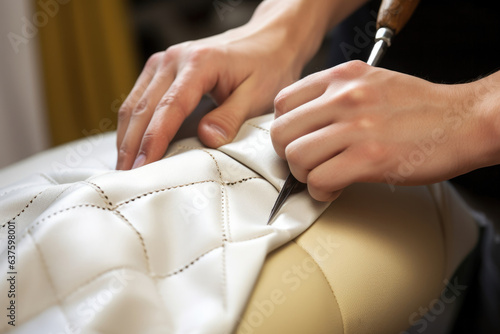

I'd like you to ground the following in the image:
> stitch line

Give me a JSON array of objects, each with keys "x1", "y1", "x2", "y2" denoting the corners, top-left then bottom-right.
[
  {"x1": 224, "y1": 176, "x2": 262, "y2": 186},
  {"x1": 114, "y1": 177, "x2": 263, "y2": 209},
  {"x1": 19, "y1": 204, "x2": 109, "y2": 241},
  {"x1": 1, "y1": 191, "x2": 44, "y2": 229},
  {"x1": 293, "y1": 240, "x2": 345, "y2": 334},
  {"x1": 200, "y1": 149, "x2": 224, "y2": 181},
  {"x1": 114, "y1": 180, "x2": 218, "y2": 209},
  {"x1": 85, "y1": 181, "x2": 113, "y2": 207},
  {"x1": 246, "y1": 123, "x2": 270, "y2": 133},
  {"x1": 114, "y1": 209, "x2": 153, "y2": 274},
  {"x1": 154, "y1": 245, "x2": 221, "y2": 279}
]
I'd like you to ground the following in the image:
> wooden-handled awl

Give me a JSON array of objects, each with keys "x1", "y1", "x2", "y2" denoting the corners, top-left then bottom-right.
[
  {"x1": 267, "y1": 0, "x2": 421, "y2": 225},
  {"x1": 368, "y1": 0, "x2": 421, "y2": 66}
]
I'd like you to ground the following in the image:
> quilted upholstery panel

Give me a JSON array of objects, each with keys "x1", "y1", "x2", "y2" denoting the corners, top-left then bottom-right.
[{"x1": 0, "y1": 115, "x2": 329, "y2": 334}]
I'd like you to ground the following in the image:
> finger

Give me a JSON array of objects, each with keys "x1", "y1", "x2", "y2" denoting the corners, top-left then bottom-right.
[
  {"x1": 116, "y1": 68, "x2": 175, "y2": 170},
  {"x1": 198, "y1": 75, "x2": 271, "y2": 148},
  {"x1": 132, "y1": 66, "x2": 212, "y2": 168},
  {"x1": 286, "y1": 123, "x2": 349, "y2": 182},
  {"x1": 307, "y1": 149, "x2": 366, "y2": 201},
  {"x1": 271, "y1": 95, "x2": 341, "y2": 159},
  {"x1": 116, "y1": 53, "x2": 161, "y2": 151},
  {"x1": 274, "y1": 72, "x2": 328, "y2": 118}
]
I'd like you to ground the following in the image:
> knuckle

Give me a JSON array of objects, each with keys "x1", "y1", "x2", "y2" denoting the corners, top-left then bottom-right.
[
  {"x1": 284, "y1": 143, "x2": 302, "y2": 166},
  {"x1": 352, "y1": 114, "x2": 377, "y2": 130},
  {"x1": 273, "y1": 90, "x2": 290, "y2": 116},
  {"x1": 157, "y1": 94, "x2": 188, "y2": 118},
  {"x1": 270, "y1": 121, "x2": 287, "y2": 151},
  {"x1": 187, "y1": 46, "x2": 214, "y2": 65},
  {"x1": 118, "y1": 144, "x2": 135, "y2": 161},
  {"x1": 307, "y1": 171, "x2": 330, "y2": 195},
  {"x1": 162, "y1": 45, "x2": 182, "y2": 65},
  {"x1": 359, "y1": 140, "x2": 388, "y2": 163},
  {"x1": 140, "y1": 129, "x2": 169, "y2": 156},
  {"x1": 145, "y1": 52, "x2": 162, "y2": 71},
  {"x1": 139, "y1": 132, "x2": 155, "y2": 152},
  {"x1": 344, "y1": 60, "x2": 368, "y2": 74},
  {"x1": 336, "y1": 84, "x2": 373, "y2": 107},
  {"x1": 117, "y1": 103, "x2": 132, "y2": 122},
  {"x1": 132, "y1": 99, "x2": 149, "y2": 116},
  {"x1": 328, "y1": 60, "x2": 367, "y2": 80}
]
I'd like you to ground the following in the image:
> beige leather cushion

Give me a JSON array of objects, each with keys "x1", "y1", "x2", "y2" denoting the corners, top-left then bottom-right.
[{"x1": 238, "y1": 182, "x2": 477, "y2": 334}]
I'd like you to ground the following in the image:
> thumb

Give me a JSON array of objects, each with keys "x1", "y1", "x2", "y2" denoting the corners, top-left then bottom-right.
[{"x1": 198, "y1": 80, "x2": 269, "y2": 148}]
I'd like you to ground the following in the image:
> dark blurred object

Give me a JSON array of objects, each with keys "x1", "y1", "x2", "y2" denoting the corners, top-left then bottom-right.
[{"x1": 129, "y1": 0, "x2": 260, "y2": 67}]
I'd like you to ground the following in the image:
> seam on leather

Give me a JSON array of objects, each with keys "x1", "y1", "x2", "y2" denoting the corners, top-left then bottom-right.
[
  {"x1": 1, "y1": 190, "x2": 44, "y2": 229},
  {"x1": 18, "y1": 204, "x2": 109, "y2": 241},
  {"x1": 221, "y1": 186, "x2": 228, "y2": 243},
  {"x1": 201, "y1": 149, "x2": 224, "y2": 181},
  {"x1": 200, "y1": 148, "x2": 230, "y2": 310},
  {"x1": 226, "y1": 187, "x2": 233, "y2": 242},
  {"x1": 293, "y1": 240, "x2": 345, "y2": 334},
  {"x1": 154, "y1": 230, "x2": 273, "y2": 278},
  {"x1": 246, "y1": 123, "x2": 270, "y2": 134},
  {"x1": 155, "y1": 246, "x2": 221, "y2": 278},
  {"x1": 27, "y1": 230, "x2": 70, "y2": 328},
  {"x1": 113, "y1": 177, "x2": 262, "y2": 209},
  {"x1": 114, "y1": 209, "x2": 153, "y2": 274},
  {"x1": 85, "y1": 181, "x2": 113, "y2": 208},
  {"x1": 166, "y1": 144, "x2": 204, "y2": 158},
  {"x1": 225, "y1": 177, "x2": 262, "y2": 186},
  {"x1": 114, "y1": 180, "x2": 218, "y2": 209}
]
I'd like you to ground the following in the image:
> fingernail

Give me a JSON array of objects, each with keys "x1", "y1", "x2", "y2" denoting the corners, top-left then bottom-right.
[
  {"x1": 132, "y1": 153, "x2": 146, "y2": 169},
  {"x1": 208, "y1": 124, "x2": 228, "y2": 146}
]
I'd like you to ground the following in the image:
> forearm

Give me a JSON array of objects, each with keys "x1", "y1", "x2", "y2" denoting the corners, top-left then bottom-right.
[{"x1": 244, "y1": 0, "x2": 369, "y2": 70}]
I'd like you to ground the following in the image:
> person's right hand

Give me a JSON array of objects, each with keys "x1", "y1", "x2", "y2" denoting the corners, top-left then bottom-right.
[{"x1": 115, "y1": 20, "x2": 305, "y2": 170}]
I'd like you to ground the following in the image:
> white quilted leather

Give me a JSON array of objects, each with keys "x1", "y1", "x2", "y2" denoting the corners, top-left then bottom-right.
[{"x1": 0, "y1": 115, "x2": 329, "y2": 334}]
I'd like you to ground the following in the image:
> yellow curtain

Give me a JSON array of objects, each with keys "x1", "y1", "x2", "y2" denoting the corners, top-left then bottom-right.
[{"x1": 36, "y1": 0, "x2": 139, "y2": 146}]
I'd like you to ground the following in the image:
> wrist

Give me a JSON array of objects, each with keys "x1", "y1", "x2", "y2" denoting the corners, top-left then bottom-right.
[
  {"x1": 246, "y1": 0, "x2": 368, "y2": 70},
  {"x1": 465, "y1": 71, "x2": 500, "y2": 168}
]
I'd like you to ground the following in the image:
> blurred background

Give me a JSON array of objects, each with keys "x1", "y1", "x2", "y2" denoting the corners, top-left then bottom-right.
[{"x1": 0, "y1": 0, "x2": 332, "y2": 168}]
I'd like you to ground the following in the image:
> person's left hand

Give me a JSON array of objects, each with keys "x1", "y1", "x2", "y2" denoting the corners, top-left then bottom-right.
[{"x1": 271, "y1": 60, "x2": 491, "y2": 201}]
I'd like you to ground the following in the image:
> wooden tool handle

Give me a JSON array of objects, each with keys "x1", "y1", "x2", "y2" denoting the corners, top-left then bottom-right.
[{"x1": 376, "y1": 0, "x2": 421, "y2": 35}]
